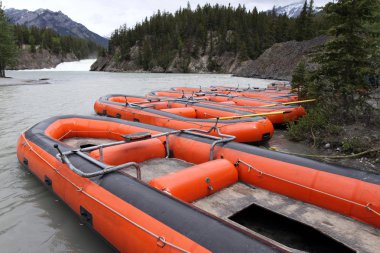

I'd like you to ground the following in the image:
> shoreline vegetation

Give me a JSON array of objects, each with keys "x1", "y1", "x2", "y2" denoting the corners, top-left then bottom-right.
[
  {"x1": 92, "y1": 1, "x2": 324, "y2": 74},
  {"x1": 1, "y1": 1, "x2": 379, "y2": 171},
  {"x1": 287, "y1": 0, "x2": 380, "y2": 171}
]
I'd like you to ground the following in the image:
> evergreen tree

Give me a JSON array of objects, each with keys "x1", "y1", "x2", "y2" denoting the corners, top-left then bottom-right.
[
  {"x1": 306, "y1": 0, "x2": 315, "y2": 39},
  {"x1": 307, "y1": 0, "x2": 314, "y2": 17},
  {"x1": 296, "y1": 1, "x2": 308, "y2": 41},
  {"x1": 141, "y1": 40, "x2": 152, "y2": 70},
  {"x1": 0, "y1": 2, "x2": 17, "y2": 77},
  {"x1": 11, "y1": 24, "x2": 101, "y2": 60},
  {"x1": 291, "y1": 60, "x2": 307, "y2": 98},
  {"x1": 107, "y1": 3, "x2": 323, "y2": 72},
  {"x1": 303, "y1": 0, "x2": 380, "y2": 123}
]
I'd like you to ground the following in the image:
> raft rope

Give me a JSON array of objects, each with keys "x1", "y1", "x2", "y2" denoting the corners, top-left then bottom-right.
[
  {"x1": 269, "y1": 148, "x2": 380, "y2": 159},
  {"x1": 235, "y1": 159, "x2": 380, "y2": 217},
  {"x1": 45, "y1": 130, "x2": 380, "y2": 218},
  {"x1": 22, "y1": 136, "x2": 190, "y2": 253},
  {"x1": 25, "y1": 129, "x2": 380, "y2": 237}
]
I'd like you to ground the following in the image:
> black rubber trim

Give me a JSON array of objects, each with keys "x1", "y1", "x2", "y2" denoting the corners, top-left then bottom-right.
[
  {"x1": 23, "y1": 115, "x2": 281, "y2": 252},
  {"x1": 25, "y1": 115, "x2": 380, "y2": 185},
  {"x1": 80, "y1": 206, "x2": 93, "y2": 226},
  {"x1": 22, "y1": 114, "x2": 380, "y2": 251},
  {"x1": 44, "y1": 176, "x2": 52, "y2": 187}
]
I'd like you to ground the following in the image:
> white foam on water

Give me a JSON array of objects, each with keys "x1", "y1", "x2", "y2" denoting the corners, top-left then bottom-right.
[
  {"x1": 21, "y1": 59, "x2": 97, "y2": 71},
  {"x1": 53, "y1": 59, "x2": 97, "y2": 71}
]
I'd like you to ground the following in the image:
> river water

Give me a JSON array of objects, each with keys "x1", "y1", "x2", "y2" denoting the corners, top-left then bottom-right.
[{"x1": 0, "y1": 70, "x2": 279, "y2": 252}]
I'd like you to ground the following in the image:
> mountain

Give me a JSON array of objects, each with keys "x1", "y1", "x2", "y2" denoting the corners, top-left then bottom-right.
[
  {"x1": 4, "y1": 8, "x2": 108, "y2": 47},
  {"x1": 273, "y1": 1, "x2": 326, "y2": 18},
  {"x1": 274, "y1": 1, "x2": 305, "y2": 18}
]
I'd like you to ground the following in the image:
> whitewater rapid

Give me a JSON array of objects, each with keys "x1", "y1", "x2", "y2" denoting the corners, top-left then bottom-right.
[{"x1": 22, "y1": 59, "x2": 97, "y2": 71}]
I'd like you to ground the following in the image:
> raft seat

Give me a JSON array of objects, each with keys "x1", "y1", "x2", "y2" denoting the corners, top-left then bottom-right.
[
  {"x1": 90, "y1": 138, "x2": 166, "y2": 166},
  {"x1": 149, "y1": 159, "x2": 238, "y2": 202},
  {"x1": 161, "y1": 107, "x2": 197, "y2": 118}
]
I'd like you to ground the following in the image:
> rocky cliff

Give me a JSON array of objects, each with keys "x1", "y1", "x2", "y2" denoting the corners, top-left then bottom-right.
[
  {"x1": 91, "y1": 42, "x2": 242, "y2": 74},
  {"x1": 10, "y1": 46, "x2": 77, "y2": 70},
  {"x1": 91, "y1": 53, "x2": 241, "y2": 74},
  {"x1": 92, "y1": 36, "x2": 329, "y2": 78},
  {"x1": 233, "y1": 36, "x2": 330, "y2": 81}
]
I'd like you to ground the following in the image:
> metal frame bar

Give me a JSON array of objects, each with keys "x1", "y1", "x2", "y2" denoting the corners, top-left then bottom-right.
[
  {"x1": 57, "y1": 124, "x2": 235, "y2": 180},
  {"x1": 58, "y1": 151, "x2": 141, "y2": 179}
]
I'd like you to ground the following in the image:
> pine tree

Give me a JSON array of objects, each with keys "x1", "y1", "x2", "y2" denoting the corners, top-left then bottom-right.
[
  {"x1": 306, "y1": 0, "x2": 380, "y2": 123},
  {"x1": 105, "y1": 3, "x2": 322, "y2": 72},
  {"x1": 291, "y1": 60, "x2": 307, "y2": 98},
  {"x1": 306, "y1": 0, "x2": 314, "y2": 39},
  {"x1": 296, "y1": 1, "x2": 308, "y2": 41},
  {"x1": 307, "y1": 0, "x2": 314, "y2": 17},
  {"x1": 0, "y1": 2, "x2": 17, "y2": 77},
  {"x1": 29, "y1": 34, "x2": 36, "y2": 53},
  {"x1": 142, "y1": 40, "x2": 152, "y2": 70}
]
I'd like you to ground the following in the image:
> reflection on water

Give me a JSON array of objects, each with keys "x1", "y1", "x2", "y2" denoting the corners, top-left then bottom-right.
[{"x1": 0, "y1": 71, "x2": 276, "y2": 252}]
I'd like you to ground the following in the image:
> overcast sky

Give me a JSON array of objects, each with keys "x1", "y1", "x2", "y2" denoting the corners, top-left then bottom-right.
[{"x1": 2, "y1": 0, "x2": 330, "y2": 37}]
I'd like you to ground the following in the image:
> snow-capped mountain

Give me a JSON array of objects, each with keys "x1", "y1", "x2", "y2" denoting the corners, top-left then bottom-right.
[
  {"x1": 273, "y1": 1, "x2": 328, "y2": 18},
  {"x1": 5, "y1": 8, "x2": 108, "y2": 47},
  {"x1": 274, "y1": 1, "x2": 305, "y2": 18}
]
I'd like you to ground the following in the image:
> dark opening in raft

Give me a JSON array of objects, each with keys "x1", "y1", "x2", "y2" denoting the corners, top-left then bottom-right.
[{"x1": 230, "y1": 204, "x2": 354, "y2": 253}]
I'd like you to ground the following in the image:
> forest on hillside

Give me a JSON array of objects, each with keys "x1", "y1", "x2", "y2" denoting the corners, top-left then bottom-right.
[
  {"x1": 13, "y1": 25, "x2": 101, "y2": 60},
  {"x1": 107, "y1": 1, "x2": 328, "y2": 71}
]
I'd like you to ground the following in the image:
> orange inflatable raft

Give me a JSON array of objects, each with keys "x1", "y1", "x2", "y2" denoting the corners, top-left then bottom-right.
[
  {"x1": 17, "y1": 115, "x2": 380, "y2": 252},
  {"x1": 150, "y1": 89, "x2": 296, "y2": 103},
  {"x1": 147, "y1": 91, "x2": 306, "y2": 124},
  {"x1": 94, "y1": 94, "x2": 275, "y2": 143},
  {"x1": 172, "y1": 86, "x2": 298, "y2": 102}
]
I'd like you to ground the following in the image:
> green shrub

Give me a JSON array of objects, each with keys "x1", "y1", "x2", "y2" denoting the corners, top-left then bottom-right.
[
  {"x1": 341, "y1": 137, "x2": 370, "y2": 153},
  {"x1": 286, "y1": 107, "x2": 341, "y2": 146}
]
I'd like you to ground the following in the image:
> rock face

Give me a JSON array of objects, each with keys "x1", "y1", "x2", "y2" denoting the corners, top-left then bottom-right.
[
  {"x1": 233, "y1": 36, "x2": 330, "y2": 81},
  {"x1": 91, "y1": 35, "x2": 329, "y2": 78},
  {"x1": 91, "y1": 52, "x2": 241, "y2": 73},
  {"x1": 91, "y1": 43, "x2": 242, "y2": 74},
  {"x1": 5, "y1": 8, "x2": 108, "y2": 47},
  {"x1": 91, "y1": 31, "x2": 244, "y2": 73},
  {"x1": 10, "y1": 47, "x2": 77, "y2": 70}
]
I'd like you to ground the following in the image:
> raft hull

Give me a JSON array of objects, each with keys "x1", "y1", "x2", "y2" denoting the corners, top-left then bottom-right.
[
  {"x1": 17, "y1": 115, "x2": 380, "y2": 252},
  {"x1": 94, "y1": 94, "x2": 275, "y2": 143}
]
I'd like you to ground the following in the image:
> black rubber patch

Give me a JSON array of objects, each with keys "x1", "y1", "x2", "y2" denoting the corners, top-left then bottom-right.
[
  {"x1": 262, "y1": 133, "x2": 271, "y2": 141},
  {"x1": 44, "y1": 176, "x2": 52, "y2": 187},
  {"x1": 80, "y1": 206, "x2": 93, "y2": 226}
]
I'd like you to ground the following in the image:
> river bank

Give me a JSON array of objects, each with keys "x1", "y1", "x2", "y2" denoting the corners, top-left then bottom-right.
[
  {"x1": 269, "y1": 128, "x2": 380, "y2": 174},
  {"x1": 0, "y1": 76, "x2": 50, "y2": 86}
]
